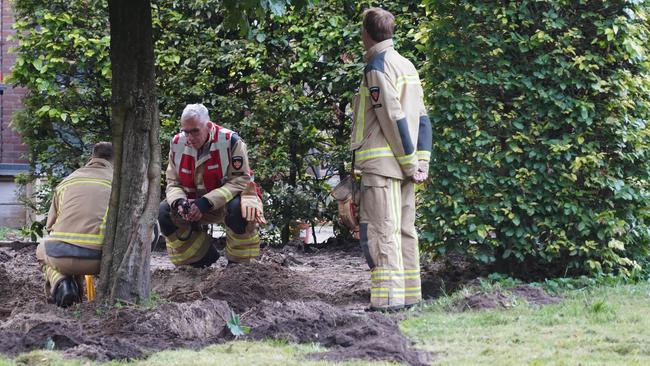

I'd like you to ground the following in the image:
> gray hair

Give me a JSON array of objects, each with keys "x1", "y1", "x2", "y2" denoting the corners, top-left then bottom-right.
[{"x1": 181, "y1": 103, "x2": 210, "y2": 125}]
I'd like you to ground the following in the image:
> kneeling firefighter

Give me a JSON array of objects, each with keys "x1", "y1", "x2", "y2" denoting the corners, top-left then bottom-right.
[{"x1": 36, "y1": 142, "x2": 113, "y2": 307}]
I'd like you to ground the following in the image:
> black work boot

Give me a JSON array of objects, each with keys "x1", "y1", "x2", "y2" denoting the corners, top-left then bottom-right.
[
  {"x1": 365, "y1": 305, "x2": 405, "y2": 313},
  {"x1": 53, "y1": 278, "x2": 80, "y2": 308}
]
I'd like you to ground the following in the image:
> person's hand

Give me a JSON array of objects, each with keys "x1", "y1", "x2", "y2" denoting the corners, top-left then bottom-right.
[
  {"x1": 186, "y1": 202, "x2": 203, "y2": 222},
  {"x1": 241, "y1": 182, "x2": 267, "y2": 225},
  {"x1": 173, "y1": 198, "x2": 190, "y2": 217},
  {"x1": 352, "y1": 225, "x2": 360, "y2": 240},
  {"x1": 412, "y1": 170, "x2": 427, "y2": 183}
]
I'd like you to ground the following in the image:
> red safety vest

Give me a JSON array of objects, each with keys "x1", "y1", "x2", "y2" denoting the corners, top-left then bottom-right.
[{"x1": 170, "y1": 122, "x2": 234, "y2": 199}]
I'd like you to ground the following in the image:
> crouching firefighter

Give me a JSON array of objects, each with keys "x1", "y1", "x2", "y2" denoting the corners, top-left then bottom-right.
[
  {"x1": 159, "y1": 103, "x2": 266, "y2": 267},
  {"x1": 36, "y1": 142, "x2": 114, "y2": 307}
]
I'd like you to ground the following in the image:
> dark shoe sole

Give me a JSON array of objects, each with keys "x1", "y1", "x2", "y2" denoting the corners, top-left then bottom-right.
[
  {"x1": 365, "y1": 305, "x2": 405, "y2": 313},
  {"x1": 58, "y1": 292, "x2": 78, "y2": 308},
  {"x1": 404, "y1": 302, "x2": 422, "y2": 309}
]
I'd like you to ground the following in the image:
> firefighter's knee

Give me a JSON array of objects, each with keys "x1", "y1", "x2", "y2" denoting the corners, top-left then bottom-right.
[
  {"x1": 158, "y1": 201, "x2": 177, "y2": 236},
  {"x1": 225, "y1": 195, "x2": 246, "y2": 234}
]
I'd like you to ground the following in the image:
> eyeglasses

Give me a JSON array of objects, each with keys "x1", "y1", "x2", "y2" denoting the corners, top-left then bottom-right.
[{"x1": 180, "y1": 128, "x2": 201, "y2": 137}]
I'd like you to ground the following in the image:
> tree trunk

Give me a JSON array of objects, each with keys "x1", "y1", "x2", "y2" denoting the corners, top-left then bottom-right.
[{"x1": 98, "y1": 0, "x2": 160, "y2": 303}]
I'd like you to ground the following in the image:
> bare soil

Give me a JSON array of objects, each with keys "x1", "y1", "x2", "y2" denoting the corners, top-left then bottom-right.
[
  {"x1": 453, "y1": 284, "x2": 563, "y2": 311},
  {"x1": 0, "y1": 239, "x2": 559, "y2": 365}
]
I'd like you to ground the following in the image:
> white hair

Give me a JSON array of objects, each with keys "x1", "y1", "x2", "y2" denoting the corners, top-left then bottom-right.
[{"x1": 181, "y1": 103, "x2": 210, "y2": 125}]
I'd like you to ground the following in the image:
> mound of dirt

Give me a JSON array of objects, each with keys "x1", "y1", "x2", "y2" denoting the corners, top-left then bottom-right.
[
  {"x1": 454, "y1": 284, "x2": 562, "y2": 311},
  {"x1": 202, "y1": 262, "x2": 319, "y2": 313},
  {"x1": 152, "y1": 248, "x2": 371, "y2": 313},
  {"x1": 145, "y1": 298, "x2": 232, "y2": 339},
  {"x1": 511, "y1": 284, "x2": 562, "y2": 305},
  {"x1": 420, "y1": 253, "x2": 489, "y2": 299},
  {"x1": 152, "y1": 261, "x2": 321, "y2": 313},
  {"x1": 151, "y1": 266, "x2": 215, "y2": 302},
  {"x1": 0, "y1": 246, "x2": 44, "y2": 322},
  {"x1": 0, "y1": 313, "x2": 85, "y2": 355},
  {"x1": 0, "y1": 298, "x2": 233, "y2": 361},
  {"x1": 455, "y1": 291, "x2": 513, "y2": 311},
  {"x1": 244, "y1": 300, "x2": 432, "y2": 366}
]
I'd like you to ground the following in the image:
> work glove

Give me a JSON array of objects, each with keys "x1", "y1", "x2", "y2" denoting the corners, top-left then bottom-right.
[
  {"x1": 412, "y1": 160, "x2": 429, "y2": 184},
  {"x1": 419, "y1": 160, "x2": 430, "y2": 177},
  {"x1": 241, "y1": 182, "x2": 267, "y2": 225}
]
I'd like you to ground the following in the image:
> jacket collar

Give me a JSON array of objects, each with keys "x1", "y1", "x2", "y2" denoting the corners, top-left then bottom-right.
[
  {"x1": 86, "y1": 158, "x2": 113, "y2": 170},
  {"x1": 364, "y1": 39, "x2": 394, "y2": 63}
]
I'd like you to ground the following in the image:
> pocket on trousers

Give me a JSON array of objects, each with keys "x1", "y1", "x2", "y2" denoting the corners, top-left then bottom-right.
[
  {"x1": 359, "y1": 222, "x2": 388, "y2": 269},
  {"x1": 362, "y1": 174, "x2": 388, "y2": 188},
  {"x1": 359, "y1": 174, "x2": 390, "y2": 269},
  {"x1": 359, "y1": 174, "x2": 388, "y2": 224}
]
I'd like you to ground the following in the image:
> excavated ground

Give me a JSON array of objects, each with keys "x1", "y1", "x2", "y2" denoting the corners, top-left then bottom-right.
[{"x1": 0, "y1": 238, "x2": 560, "y2": 365}]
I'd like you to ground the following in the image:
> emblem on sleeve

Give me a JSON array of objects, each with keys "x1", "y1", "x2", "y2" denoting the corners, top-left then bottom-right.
[
  {"x1": 232, "y1": 156, "x2": 243, "y2": 170},
  {"x1": 369, "y1": 87, "x2": 380, "y2": 102}
]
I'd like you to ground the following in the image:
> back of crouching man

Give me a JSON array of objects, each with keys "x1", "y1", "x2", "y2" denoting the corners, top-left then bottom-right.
[{"x1": 36, "y1": 142, "x2": 114, "y2": 307}]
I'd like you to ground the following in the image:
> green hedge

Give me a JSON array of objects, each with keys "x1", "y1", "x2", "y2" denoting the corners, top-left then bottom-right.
[{"x1": 419, "y1": 0, "x2": 650, "y2": 277}]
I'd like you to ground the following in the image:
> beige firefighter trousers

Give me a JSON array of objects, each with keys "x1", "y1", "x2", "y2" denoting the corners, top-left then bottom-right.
[
  {"x1": 359, "y1": 173, "x2": 421, "y2": 309},
  {"x1": 36, "y1": 242, "x2": 99, "y2": 296}
]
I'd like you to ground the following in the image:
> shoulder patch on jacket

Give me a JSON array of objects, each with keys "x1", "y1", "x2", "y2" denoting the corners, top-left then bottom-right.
[
  {"x1": 364, "y1": 51, "x2": 387, "y2": 74},
  {"x1": 369, "y1": 87, "x2": 380, "y2": 102},
  {"x1": 232, "y1": 156, "x2": 243, "y2": 170}
]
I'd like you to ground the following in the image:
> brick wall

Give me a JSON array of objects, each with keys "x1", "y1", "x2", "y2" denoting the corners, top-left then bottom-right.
[
  {"x1": 1, "y1": 0, "x2": 27, "y2": 165},
  {"x1": 0, "y1": 0, "x2": 29, "y2": 228}
]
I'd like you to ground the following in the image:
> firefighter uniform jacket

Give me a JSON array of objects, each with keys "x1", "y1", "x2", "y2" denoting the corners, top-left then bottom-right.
[
  {"x1": 46, "y1": 158, "x2": 113, "y2": 251},
  {"x1": 166, "y1": 122, "x2": 252, "y2": 211},
  {"x1": 351, "y1": 39, "x2": 432, "y2": 179}
]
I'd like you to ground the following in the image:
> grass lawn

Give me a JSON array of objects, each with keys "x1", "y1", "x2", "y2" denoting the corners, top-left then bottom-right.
[
  {"x1": 401, "y1": 282, "x2": 650, "y2": 365},
  {"x1": 2, "y1": 283, "x2": 649, "y2": 365},
  {"x1": 0, "y1": 341, "x2": 394, "y2": 366}
]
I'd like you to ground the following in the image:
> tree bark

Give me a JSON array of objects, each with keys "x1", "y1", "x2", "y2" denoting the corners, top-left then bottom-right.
[{"x1": 98, "y1": 0, "x2": 160, "y2": 303}]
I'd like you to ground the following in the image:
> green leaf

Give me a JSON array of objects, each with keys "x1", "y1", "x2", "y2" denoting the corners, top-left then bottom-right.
[
  {"x1": 227, "y1": 311, "x2": 251, "y2": 337},
  {"x1": 36, "y1": 105, "x2": 51, "y2": 115},
  {"x1": 32, "y1": 58, "x2": 43, "y2": 72}
]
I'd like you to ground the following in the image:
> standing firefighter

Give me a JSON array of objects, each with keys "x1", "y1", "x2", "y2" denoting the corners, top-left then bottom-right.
[
  {"x1": 36, "y1": 142, "x2": 114, "y2": 307},
  {"x1": 159, "y1": 103, "x2": 265, "y2": 267},
  {"x1": 351, "y1": 8, "x2": 432, "y2": 311}
]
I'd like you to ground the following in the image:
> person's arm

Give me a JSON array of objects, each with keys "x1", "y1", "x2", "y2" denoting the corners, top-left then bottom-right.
[
  {"x1": 196, "y1": 136, "x2": 252, "y2": 213},
  {"x1": 365, "y1": 69, "x2": 418, "y2": 176},
  {"x1": 416, "y1": 107, "x2": 433, "y2": 179},
  {"x1": 45, "y1": 189, "x2": 59, "y2": 231},
  {"x1": 165, "y1": 140, "x2": 187, "y2": 208}
]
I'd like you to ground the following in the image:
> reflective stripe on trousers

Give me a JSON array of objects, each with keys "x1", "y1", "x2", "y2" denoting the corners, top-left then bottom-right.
[
  {"x1": 225, "y1": 228, "x2": 260, "y2": 263},
  {"x1": 166, "y1": 227, "x2": 211, "y2": 266}
]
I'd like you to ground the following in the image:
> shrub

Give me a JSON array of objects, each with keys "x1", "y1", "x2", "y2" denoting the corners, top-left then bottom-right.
[{"x1": 419, "y1": 0, "x2": 650, "y2": 277}]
